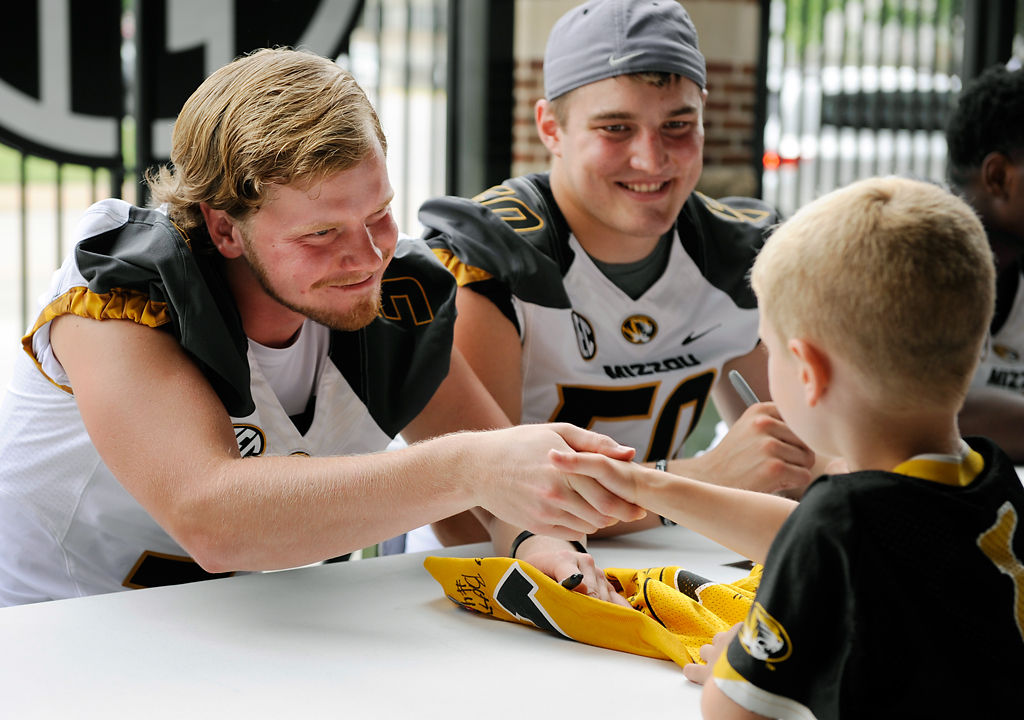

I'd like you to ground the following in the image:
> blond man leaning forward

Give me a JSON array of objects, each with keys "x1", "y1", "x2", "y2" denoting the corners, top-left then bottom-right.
[{"x1": 0, "y1": 48, "x2": 644, "y2": 606}]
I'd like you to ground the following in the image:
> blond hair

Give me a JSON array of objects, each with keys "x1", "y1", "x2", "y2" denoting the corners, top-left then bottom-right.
[
  {"x1": 147, "y1": 47, "x2": 386, "y2": 233},
  {"x1": 751, "y1": 176, "x2": 994, "y2": 406}
]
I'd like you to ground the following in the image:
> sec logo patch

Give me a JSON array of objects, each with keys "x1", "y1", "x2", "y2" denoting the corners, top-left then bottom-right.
[
  {"x1": 572, "y1": 311, "x2": 597, "y2": 360},
  {"x1": 234, "y1": 424, "x2": 266, "y2": 458}
]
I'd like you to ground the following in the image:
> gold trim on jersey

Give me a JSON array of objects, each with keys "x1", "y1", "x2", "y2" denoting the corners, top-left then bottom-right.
[
  {"x1": 891, "y1": 444, "x2": 984, "y2": 487},
  {"x1": 21, "y1": 286, "x2": 172, "y2": 393},
  {"x1": 123, "y1": 550, "x2": 234, "y2": 589},
  {"x1": 472, "y1": 183, "x2": 546, "y2": 233},
  {"x1": 977, "y1": 501, "x2": 1024, "y2": 642},
  {"x1": 694, "y1": 192, "x2": 773, "y2": 224},
  {"x1": 379, "y1": 275, "x2": 436, "y2": 325},
  {"x1": 471, "y1": 183, "x2": 516, "y2": 202},
  {"x1": 169, "y1": 218, "x2": 193, "y2": 251},
  {"x1": 430, "y1": 247, "x2": 493, "y2": 287}
]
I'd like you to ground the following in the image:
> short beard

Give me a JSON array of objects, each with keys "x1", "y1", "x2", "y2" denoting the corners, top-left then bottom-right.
[{"x1": 241, "y1": 236, "x2": 385, "y2": 332}]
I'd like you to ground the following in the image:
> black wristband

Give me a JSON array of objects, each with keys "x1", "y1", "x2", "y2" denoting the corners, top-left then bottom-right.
[
  {"x1": 509, "y1": 530, "x2": 588, "y2": 558},
  {"x1": 654, "y1": 460, "x2": 677, "y2": 526},
  {"x1": 509, "y1": 530, "x2": 534, "y2": 558}
]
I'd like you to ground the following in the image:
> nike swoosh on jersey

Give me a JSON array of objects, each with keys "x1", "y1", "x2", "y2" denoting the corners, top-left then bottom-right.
[
  {"x1": 608, "y1": 51, "x2": 645, "y2": 66},
  {"x1": 681, "y1": 324, "x2": 721, "y2": 345}
]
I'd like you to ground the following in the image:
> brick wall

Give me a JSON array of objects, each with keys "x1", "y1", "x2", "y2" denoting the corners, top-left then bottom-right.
[
  {"x1": 701, "y1": 58, "x2": 759, "y2": 197},
  {"x1": 512, "y1": 59, "x2": 547, "y2": 174}
]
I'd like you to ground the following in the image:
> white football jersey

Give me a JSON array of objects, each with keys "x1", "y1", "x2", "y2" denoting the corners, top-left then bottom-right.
[
  {"x1": 972, "y1": 268, "x2": 1024, "y2": 396},
  {"x1": 0, "y1": 199, "x2": 456, "y2": 605},
  {"x1": 422, "y1": 173, "x2": 774, "y2": 462},
  {"x1": 515, "y1": 231, "x2": 759, "y2": 461}
]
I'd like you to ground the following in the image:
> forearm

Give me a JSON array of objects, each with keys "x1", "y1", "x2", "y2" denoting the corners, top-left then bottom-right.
[
  {"x1": 167, "y1": 433, "x2": 479, "y2": 573},
  {"x1": 173, "y1": 422, "x2": 641, "y2": 572},
  {"x1": 477, "y1": 512, "x2": 584, "y2": 563},
  {"x1": 632, "y1": 465, "x2": 796, "y2": 564},
  {"x1": 591, "y1": 454, "x2": 761, "y2": 539},
  {"x1": 485, "y1": 515, "x2": 525, "y2": 559},
  {"x1": 431, "y1": 511, "x2": 490, "y2": 546}
]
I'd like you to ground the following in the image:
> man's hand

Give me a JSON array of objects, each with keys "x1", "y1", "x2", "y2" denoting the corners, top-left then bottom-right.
[
  {"x1": 513, "y1": 533, "x2": 631, "y2": 608},
  {"x1": 682, "y1": 623, "x2": 741, "y2": 685},
  {"x1": 467, "y1": 423, "x2": 644, "y2": 540},
  {"x1": 691, "y1": 403, "x2": 815, "y2": 494}
]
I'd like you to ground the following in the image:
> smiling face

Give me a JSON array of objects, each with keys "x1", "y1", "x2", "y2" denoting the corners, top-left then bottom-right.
[
  {"x1": 233, "y1": 141, "x2": 398, "y2": 333},
  {"x1": 540, "y1": 74, "x2": 705, "y2": 261}
]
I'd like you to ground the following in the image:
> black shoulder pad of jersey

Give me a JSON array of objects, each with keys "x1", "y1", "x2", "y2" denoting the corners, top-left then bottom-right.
[
  {"x1": 678, "y1": 193, "x2": 780, "y2": 310},
  {"x1": 75, "y1": 204, "x2": 254, "y2": 416},
  {"x1": 327, "y1": 237, "x2": 457, "y2": 437},
  {"x1": 419, "y1": 173, "x2": 572, "y2": 309}
]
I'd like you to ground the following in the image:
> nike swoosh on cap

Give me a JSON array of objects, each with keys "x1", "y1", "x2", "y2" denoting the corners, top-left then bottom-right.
[{"x1": 608, "y1": 51, "x2": 645, "y2": 67}]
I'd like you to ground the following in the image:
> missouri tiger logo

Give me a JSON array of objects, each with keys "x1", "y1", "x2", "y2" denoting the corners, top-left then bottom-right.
[
  {"x1": 234, "y1": 424, "x2": 266, "y2": 458},
  {"x1": 621, "y1": 314, "x2": 658, "y2": 344},
  {"x1": 738, "y1": 602, "x2": 792, "y2": 666},
  {"x1": 993, "y1": 344, "x2": 1021, "y2": 362},
  {"x1": 572, "y1": 311, "x2": 597, "y2": 360}
]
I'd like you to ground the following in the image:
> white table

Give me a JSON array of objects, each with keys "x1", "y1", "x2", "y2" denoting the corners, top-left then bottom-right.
[{"x1": 0, "y1": 526, "x2": 747, "y2": 719}]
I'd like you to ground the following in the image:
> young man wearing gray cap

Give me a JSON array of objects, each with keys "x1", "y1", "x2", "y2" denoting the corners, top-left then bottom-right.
[{"x1": 421, "y1": 0, "x2": 820, "y2": 549}]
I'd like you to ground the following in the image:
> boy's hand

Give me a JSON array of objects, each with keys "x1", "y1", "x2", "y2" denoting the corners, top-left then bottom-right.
[
  {"x1": 694, "y1": 403, "x2": 815, "y2": 494},
  {"x1": 682, "y1": 623, "x2": 741, "y2": 685},
  {"x1": 547, "y1": 448, "x2": 644, "y2": 506}
]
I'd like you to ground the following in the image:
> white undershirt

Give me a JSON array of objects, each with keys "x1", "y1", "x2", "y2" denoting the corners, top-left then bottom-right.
[{"x1": 247, "y1": 320, "x2": 328, "y2": 416}]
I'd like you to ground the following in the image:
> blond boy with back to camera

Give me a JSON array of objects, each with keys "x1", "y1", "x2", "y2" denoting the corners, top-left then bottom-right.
[{"x1": 553, "y1": 176, "x2": 1024, "y2": 718}]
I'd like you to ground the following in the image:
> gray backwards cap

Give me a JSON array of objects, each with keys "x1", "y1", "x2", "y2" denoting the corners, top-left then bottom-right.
[{"x1": 544, "y1": 0, "x2": 706, "y2": 100}]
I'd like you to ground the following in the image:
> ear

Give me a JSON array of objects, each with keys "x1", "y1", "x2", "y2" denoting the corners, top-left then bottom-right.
[
  {"x1": 979, "y1": 151, "x2": 1013, "y2": 201},
  {"x1": 535, "y1": 98, "x2": 563, "y2": 158},
  {"x1": 788, "y1": 338, "x2": 831, "y2": 407},
  {"x1": 199, "y1": 203, "x2": 245, "y2": 259}
]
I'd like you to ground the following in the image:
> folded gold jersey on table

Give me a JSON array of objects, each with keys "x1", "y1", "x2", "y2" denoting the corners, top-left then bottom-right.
[{"x1": 424, "y1": 556, "x2": 761, "y2": 668}]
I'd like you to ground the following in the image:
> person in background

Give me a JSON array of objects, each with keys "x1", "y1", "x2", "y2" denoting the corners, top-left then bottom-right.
[
  {"x1": 553, "y1": 176, "x2": 1024, "y2": 718},
  {"x1": 420, "y1": 0, "x2": 820, "y2": 549},
  {"x1": 947, "y1": 63, "x2": 1024, "y2": 462},
  {"x1": 0, "y1": 47, "x2": 646, "y2": 607}
]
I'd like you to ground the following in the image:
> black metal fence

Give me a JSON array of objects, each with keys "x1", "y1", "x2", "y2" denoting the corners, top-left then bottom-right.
[
  {"x1": 0, "y1": 0, "x2": 462, "y2": 386},
  {"x1": 760, "y1": 0, "x2": 1023, "y2": 217}
]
